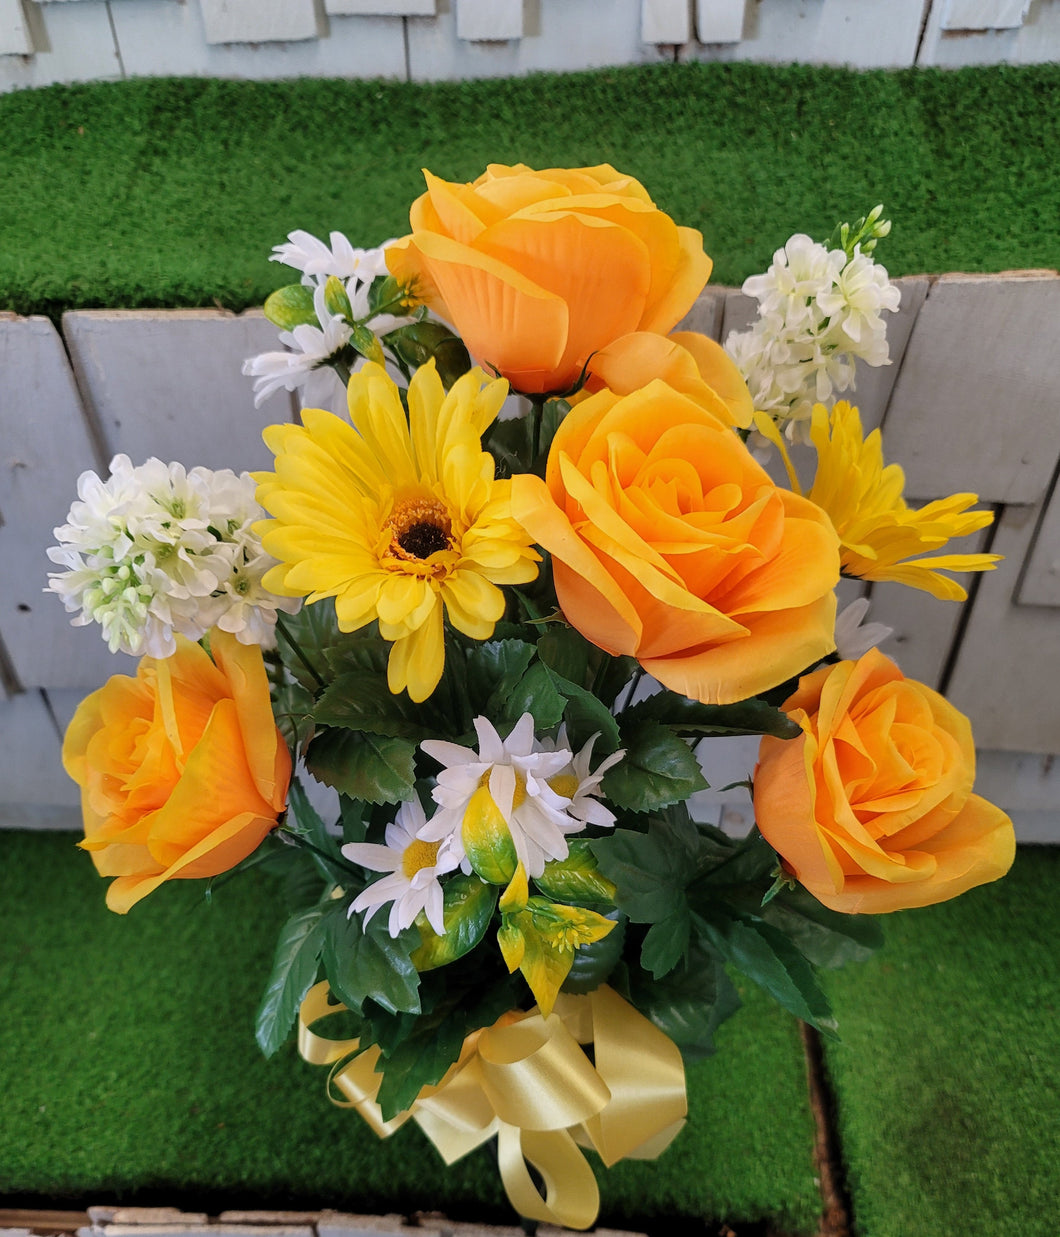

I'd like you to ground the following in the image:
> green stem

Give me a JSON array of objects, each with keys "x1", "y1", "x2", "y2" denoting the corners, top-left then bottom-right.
[
  {"x1": 274, "y1": 612, "x2": 325, "y2": 690},
  {"x1": 529, "y1": 395, "x2": 546, "y2": 467}
]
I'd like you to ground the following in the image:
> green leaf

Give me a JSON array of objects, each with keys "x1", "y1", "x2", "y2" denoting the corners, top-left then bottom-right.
[
  {"x1": 623, "y1": 692, "x2": 802, "y2": 739},
  {"x1": 286, "y1": 777, "x2": 340, "y2": 855},
  {"x1": 591, "y1": 815, "x2": 726, "y2": 924},
  {"x1": 533, "y1": 840, "x2": 616, "y2": 907},
  {"x1": 561, "y1": 913, "x2": 626, "y2": 994},
  {"x1": 369, "y1": 274, "x2": 403, "y2": 316},
  {"x1": 322, "y1": 902, "x2": 421, "y2": 1017},
  {"x1": 271, "y1": 675, "x2": 315, "y2": 756},
  {"x1": 503, "y1": 661, "x2": 566, "y2": 730},
  {"x1": 263, "y1": 283, "x2": 317, "y2": 330},
  {"x1": 698, "y1": 907, "x2": 837, "y2": 1037},
  {"x1": 484, "y1": 414, "x2": 533, "y2": 479},
  {"x1": 385, "y1": 322, "x2": 472, "y2": 389},
  {"x1": 306, "y1": 728, "x2": 417, "y2": 805},
  {"x1": 535, "y1": 623, "x2": 604, "y2": 689},
  {"x1": 350, "y1": 322, "x2": 385, "y2": 366},
  {"x1": 371, "y1": 972, "x2": 522, "y2": 1120},
  {"x1": 323, "y1": 274, "x2": 354, "y2": 323},
  {"x1": 255, "y1": 906, "x2": 326, "y2": 1057},
  {"x1": 538, "y1": 661, "x2": 622, "y2": 753},
  {"x1": 323, "y1": 629, "x2": 389, "y2": 679},
  {"x1": 410, "y1": 875, "x2": 498, "y2": 971},
  {"x1": 278, "y1": 600, "x2": 339, "y2": 691},
  {"x1": 625, "y1": 943, "x2": 741, "y2": 1059},
  {"x1": 339, "y1": 795, "x2": 369, "y2": 846},
  {"x1": 465, "y1": 640, "x2": 536, "y2": 719},
  {"x1": 602, "y1": 721, "x2": 707, "y2": 812},
  {"x1": 641, "y1": 906, "x2": 692, "y2": 979},
  {"x1": 758, "y1": 886, "x2": 884, "y2": 969},
  {"x1": 314, "y1": 671, "x2": 433, "y2": 741}
]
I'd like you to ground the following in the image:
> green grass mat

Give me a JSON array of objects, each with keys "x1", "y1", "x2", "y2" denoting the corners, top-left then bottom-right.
[
  {"x1": 1, "y1": 63, "x2": 1059, "y2": 320},
  {"x1": 821, "y1": 848, "x2": 1060, "y2": 1237},
  {"x1": 0, "y1": 831, "x2": 821, "y2": 1235}
]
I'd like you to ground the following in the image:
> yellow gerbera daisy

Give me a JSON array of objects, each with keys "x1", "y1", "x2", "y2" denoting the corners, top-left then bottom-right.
[
  {"x1": 254, "y1": 361, "x2": 540, "y2": 701},
  {"x1": 755, "y1": 401, "x2": 1001, "y2": 601}
]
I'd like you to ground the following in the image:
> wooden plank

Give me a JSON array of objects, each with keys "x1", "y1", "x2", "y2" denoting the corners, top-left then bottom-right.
[
  {"x1": 325, "y1": 0, "x2": 434, "y2": 13},
  {"x1": 62, "y1": 309, "x2": 293, "y2": 474},
  {"x1": 0, "y1": 0, "x2": 32, "y2": 55},
  {"x1": 942, "y1": 0, "x2": 1031, "y2": 30},
  {"x1": 0, "y1": 0, "x2": 119, "y2": 94},
  {"x1": 0, "y1": 690, "x2": 81, "y2": 828},
  {"x1": 695, "y1": 0, "x2": 746, "y2": 43},
  {"x1": 918, "y1": 0, "x2": 1060, "y2": 66},
  {"x1": 947, "y1": 503, "x2": 1060, "y2": 753},
  {"x1": 455, "y1": 0, "x2": 523, "y2": 41},
  {"x1": 883, "y1": 273, "x2": 1060, "y2": 504},
  {"x1": 111, "y1": 2, "x2": 407, "y2": 81},
  {"x1": 675, "y1": 286, "x2": 726, "y2": 341},
  {"x1": 686, "y1": 0, "x2": 925, "y2": 67},
  {"x1": 1015, "y1": 473, "x2": 1060, "y2": 606},
  {"x1": 642, "y1": 0, "x2": 691, "y2": 44},
  {"x1": 199, "y1": 0, "x2": 318, "y2": 45},
  {"x1": 0, "y1": 315, "x2": 134, "y2": 691}
]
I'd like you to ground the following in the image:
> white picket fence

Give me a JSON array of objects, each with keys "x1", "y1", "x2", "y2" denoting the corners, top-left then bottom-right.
[
  {"x1": 2, "y1": 270, "x2": 1059, "y2": 838},
  {"x1": 2, "y1": 0, "x2": 1060, "y2": 91}
]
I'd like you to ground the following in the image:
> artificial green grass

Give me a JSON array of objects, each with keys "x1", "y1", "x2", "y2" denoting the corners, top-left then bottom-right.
[
  {"x1": 821, "y1": 848, "x2": 1060, "y2": 1237},
  {"x1": 2, "y1": 63, "x2": 1059, "y2": 320},
  {"x1": 0, "y1": 831, "x2": 821, "y2": 1234}
]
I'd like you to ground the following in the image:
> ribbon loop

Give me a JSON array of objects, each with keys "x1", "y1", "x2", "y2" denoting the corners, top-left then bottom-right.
[{"x1": 298, "y1": 983, "x2": 687, "y2": 1231}]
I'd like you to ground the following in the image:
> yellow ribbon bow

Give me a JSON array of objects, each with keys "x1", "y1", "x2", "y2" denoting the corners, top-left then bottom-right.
[{"x1": 298, "y1": 982, "x2": 687, "y2": 1230}]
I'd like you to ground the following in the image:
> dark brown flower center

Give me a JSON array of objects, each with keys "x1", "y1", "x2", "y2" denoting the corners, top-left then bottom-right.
[
  {"x1": 386, "y1": 496, "x2": 453, "y2": 566},
  {"x1": 398, "y1": 521, "x2": 451, "y2": 559}
]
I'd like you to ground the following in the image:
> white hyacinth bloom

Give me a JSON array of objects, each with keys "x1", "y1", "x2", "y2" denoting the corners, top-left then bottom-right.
[
  {"x1": 343, "y1": 799, "x2": 460, "y2": 939},
  {"x1": 726, "y1": 228, "x2": 900, "y2": 441},
  {"x1": 420, "y1": 714, "x2": 621, "y2": 879},
  {"x1": 47, "y1": 455, "x2": 296, "y2": 657}
]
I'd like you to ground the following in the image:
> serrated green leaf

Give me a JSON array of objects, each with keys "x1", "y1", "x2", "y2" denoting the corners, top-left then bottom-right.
[
  {"x1": 641, "y1": 906, "x2": 691, "y2": 979},
  {"x1": 371, "y1": 973, "x2": 522, "y2": 1120},
  {"x1": 306, "y1": 729, "x2": 417, "y2": 805},
  {"x1": 264, "y1": 284, "x2": 317, "y2": 331},
  {"x1": 591, "y1": 815, "x2": 725, "y2": 924},
  {"x1": 255, "y1": 906, "x2": 326, "y2": 1057},
  {"x1": 465, "y1": 640, "x2": 536, "y2": 719},
  {"x1": 339, "y1": 795, "x2": 369, "y2": 846},
  {"x1": 758, "y1": 886, "x2": 885, "y2": 968},
  {"x1": 624, "y1": 692, "x2": 802, "y2": 739},
  {"x1": 561, "y1": 913, "x2": 626, "y2": 994},
  {"x1": 323, "y1": 630, "x2": 389, "y2": 678},
  {"x1": 503, "y1": 661, "x2": 566, "y2": 729},
  {"x1": 322, "y1": 902, "x2": 421, "y2": 1017},
  {"x1": 534, "y1": 840, "x2": 616, "y2": 907},
  {"x1": 271, "y1": 676, "x2": 315, "y2": 756},
  {"x1": 540, "y1": 663, "x2": 621, "y2": 753},
  {"x1": 384, "y1": 322, "x2": 471, "y2": 389},
  {"x1": 698, "y1": 907, "x2": 837, "y2": 1037},
  {"x1": 602, "y1": 720, "x2": 707, "y2": 812},
  {"x1": 410, "y1": 875, "x2": 498, "y2": 971},
  {"x1": 277, "y1": 600, "x2": 339, "y2": 691},
  {"x1": 625, "y1": 943, "x2": 741, "y2": 1059},
  {"x1": 314, "y1": 671, "x2": 433, "y2": 741}
]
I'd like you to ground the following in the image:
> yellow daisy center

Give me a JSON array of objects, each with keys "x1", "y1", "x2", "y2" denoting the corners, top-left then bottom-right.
[
  {"x1": 402, "y1": 837, "x2": 442, "y2": 878},
  {"x1": 548, "y1": 774, "x2": 579, "y2": 800},
  {"x1": 385, "y1": 496, "x2": 454, "y2": 572}
]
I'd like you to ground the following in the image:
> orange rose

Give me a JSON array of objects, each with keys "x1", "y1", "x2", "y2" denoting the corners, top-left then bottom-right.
[
  {"x1": 510, "y1": 380, "x2": 839, "y2": 704},
  {"x1": 385, "y1": 164, "x2": 712, "y2": 395},
  {"x1": 578, "y1": 329, "x2": 754, "y2": 429},
  {"x1": 754, "y1": 649, "x2": 1014, "y2": 913},
  {"x1": 63, "y1": 630, "x2": 291, "y2": 913}
]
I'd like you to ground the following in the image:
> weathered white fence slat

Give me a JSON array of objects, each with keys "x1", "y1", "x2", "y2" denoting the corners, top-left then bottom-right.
[{"x1": 883, "y1": 272, "x2": 1060, "y2": 504}]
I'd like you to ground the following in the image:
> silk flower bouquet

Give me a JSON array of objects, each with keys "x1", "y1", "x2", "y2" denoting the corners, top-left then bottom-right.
[{"x1": 52, "y1": 165, "x2": 1015, "y2": 1231}]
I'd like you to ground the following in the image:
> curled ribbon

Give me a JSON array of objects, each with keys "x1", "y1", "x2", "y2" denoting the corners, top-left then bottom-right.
[{"x1": 298, "y1": 982, "x2": 687, "y2": 1230}]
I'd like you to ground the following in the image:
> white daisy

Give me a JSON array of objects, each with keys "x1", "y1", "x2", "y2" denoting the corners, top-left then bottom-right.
[
  {"x1": 420, "y1": 714, "x2": 620, "y2": 879},
  {"x1": 270, "y1": 230, "x2": 396, "y2": 288},
  {"x1": 242, "y1": 284, "x2": 354, "y2": 408},
  {"x1": 537, "y1": 727, "x2": 625, "y2": 831},
  {"x1": 343, "y1": 799, "x2": 460, "y2": 938}
]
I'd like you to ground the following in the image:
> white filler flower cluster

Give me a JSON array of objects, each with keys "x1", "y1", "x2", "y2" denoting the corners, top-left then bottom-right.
[
  {"x1": 243, "y1": 230, "x2": 411, "y2": 410},
  {"x1": 726, "y1": 221, "x2": 900, "y2": 440},
  {"x1": 47, "y1": 455, "x2": 298, "y2": 658}
]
